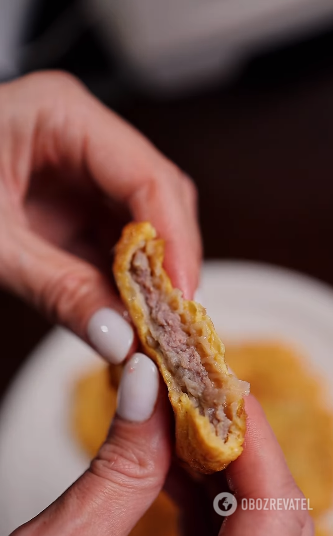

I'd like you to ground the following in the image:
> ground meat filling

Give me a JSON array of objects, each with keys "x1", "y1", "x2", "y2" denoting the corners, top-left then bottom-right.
[{"x1": 131, "y1": 249, "x2": 232, "y2": 440}]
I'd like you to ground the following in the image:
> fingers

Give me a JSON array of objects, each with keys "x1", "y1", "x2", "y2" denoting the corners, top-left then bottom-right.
[
  {"x1": 12, "y1": 354, "x2": 172, "y2": 536},
  {"x1": 127, "y1": 171, "x2": 202, "y2": 299},
  {"x1": 219, "y1": 395, "x2": 314, "y2": 536},
  {"x1": 75, "y1": 83, "x2": 202, "y2": 298},
  {"x1": 0, "y1": 223, "x2": 135, "y2": 363},
  {"x1": 2, "y1": 71, "x2": 201, "y2": 299}
]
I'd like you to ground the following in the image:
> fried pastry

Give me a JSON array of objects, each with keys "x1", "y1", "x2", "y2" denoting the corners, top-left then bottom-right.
[{"x1": 113, "y1": 222, "x2": 249, "y2": 473}]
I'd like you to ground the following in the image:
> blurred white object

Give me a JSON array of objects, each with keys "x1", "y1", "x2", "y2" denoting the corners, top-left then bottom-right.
[
  {"x1": 0, "y1": 0, "x2": 33, "y2": 80},
  {"x1": 1, "y1": 261, "x2": 333, "y2": 534},
  {"x1": 84, "y1": 0, "x2": 333, "y2": 91}
]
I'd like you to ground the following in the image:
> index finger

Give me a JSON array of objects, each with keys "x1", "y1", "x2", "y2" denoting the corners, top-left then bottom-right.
[{"x1": 62, "y1": 79, "x2": 202, "y2": 298}]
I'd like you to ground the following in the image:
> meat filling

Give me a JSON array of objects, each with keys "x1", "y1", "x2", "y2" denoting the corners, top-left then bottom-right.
[{"x1": 131, "y1": 249, "x2": 232, "y2": 440}]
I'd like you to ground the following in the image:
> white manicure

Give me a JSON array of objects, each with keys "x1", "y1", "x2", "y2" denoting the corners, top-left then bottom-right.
[
  {"x1": 87, "y1": 308, "x2": 134, "y2": 364},
  {"x1": 117, "y1": 353, "x2": 159, "y2": 422}
]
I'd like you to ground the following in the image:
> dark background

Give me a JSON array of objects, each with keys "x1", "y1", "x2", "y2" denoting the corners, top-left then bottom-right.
[{"x1": 1, "y1": 2, "x2": 333, "y2": 403}]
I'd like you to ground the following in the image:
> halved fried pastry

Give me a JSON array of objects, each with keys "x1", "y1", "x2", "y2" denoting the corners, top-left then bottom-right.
[{"x1": 113, "y1": 222, "x2": 249, "y2": 473}]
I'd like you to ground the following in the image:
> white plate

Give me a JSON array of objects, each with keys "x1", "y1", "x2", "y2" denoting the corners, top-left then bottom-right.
[{"x1": 1, "y1": 261, "x2": 333, "y2": 535}]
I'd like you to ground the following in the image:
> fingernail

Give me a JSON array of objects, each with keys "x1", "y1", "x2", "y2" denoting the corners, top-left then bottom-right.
[
  {"x1": 87, "y1": 308, "x2": 134, "y2": 364},
  {"x1": 117, "y1": 353, "x2": 159, "y2": 422}
]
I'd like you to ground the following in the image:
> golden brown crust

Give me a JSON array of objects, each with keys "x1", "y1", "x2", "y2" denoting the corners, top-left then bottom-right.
[{"x1": 113, "y1": 221, "x2": 247, "y2": 473}]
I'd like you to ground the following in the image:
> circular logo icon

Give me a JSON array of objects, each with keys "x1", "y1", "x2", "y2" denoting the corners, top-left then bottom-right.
[{"x1": 213, "y1": 492, "x2": 238, "y2": 517}]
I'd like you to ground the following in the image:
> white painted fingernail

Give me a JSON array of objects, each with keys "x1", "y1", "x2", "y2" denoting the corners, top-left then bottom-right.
[
  {"x1": 117, "y1": 353, "x2": 159, "y2": 422},
  {"x1": 87, "y1": 308, "x2": 134, "y2": 364}
]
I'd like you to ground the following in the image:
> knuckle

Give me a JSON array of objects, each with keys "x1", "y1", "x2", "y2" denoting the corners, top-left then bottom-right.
[
  {"x1": 166, "y1": 163, "x2": 185, "y2": 186},
  {"x1": 90, "y1": 438, "x2": 161, "y2": 492},
  {"x1": 137, "y1": 161, "x2": 197, "y2": 198},
  {"x1": 11, "y1": 71, "x2": 87, "y2": 112},
  {"x1": 152, "y1": 160, "x2": 181, "y2": 186},
  {"x1": 182, "y1": 173, "x2": 198, "y2": 203},
  {"x1": 25, "y1": 70, "x2": 82, "y2": 92},
  {"x1": 167, "y1": 164, "x2": 198, "y2": 203},
  {"x1": 38, "y1": 266, "x2": 104, "y2": 327}
]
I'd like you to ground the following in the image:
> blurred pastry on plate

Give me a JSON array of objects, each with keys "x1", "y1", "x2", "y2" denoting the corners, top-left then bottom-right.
[
  {"x1": 227, "y1": 341, "x2": 333, "y2": 533},
  {"x1": 71, "y1": 341, "x2": 333, "y2": 536}
]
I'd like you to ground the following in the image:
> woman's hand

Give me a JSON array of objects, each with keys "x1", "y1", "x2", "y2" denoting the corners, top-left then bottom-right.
[
  {"x1": 221, "y1": 395, "x2": 314, "y2": 535},
  {"x1": 165, "y1": 395, "x2": 314, "y2": 536},
  {"x1": 12, "y1": 391, "x2": 314, "y2": 536},
  {"x1": 0, "y1": 70, "x2": 200, "y2": 535},
  {"x1": 1, "y1": 72, "x2": 313, "y2": 536},
  {"x1": 0, "y1": 70, "x2": 201, "y2": 362}
]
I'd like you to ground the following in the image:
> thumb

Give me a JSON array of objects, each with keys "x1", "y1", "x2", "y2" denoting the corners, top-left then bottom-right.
[
  {"x1": 12, "y1": 353, "x2": 172, "y2": 536},
  {"x1": 0, "y1": 224, "x2": 135, "y2": 364},
  {"x1": 220, "y1": 396, "x2": 314, "y2": 536}
]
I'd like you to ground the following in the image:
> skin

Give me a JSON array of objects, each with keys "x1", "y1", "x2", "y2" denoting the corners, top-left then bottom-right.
[{"x1": 0, "y1": 72, "x2": 314, "y2": 536}]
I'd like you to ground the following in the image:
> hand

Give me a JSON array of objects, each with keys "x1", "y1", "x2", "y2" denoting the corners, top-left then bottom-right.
[
  {"x1": 222, "y1": 396, "x2": 314, "y2": 535},
  {"x1": 165, "y1": 395, "x2": 314, "y2": 536},
  {"x1": 1, "y1": 72, "x2": 312, "y2": 536},
  {"x1": 0, "y1": 71, "x2": 200, "y2": 535},
  {"x1": 11, "y1": 390, "x2": 314, "y2": 536},
  {"x1": 0, "y1": 70, "x2": 201, "y2": 363}
]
